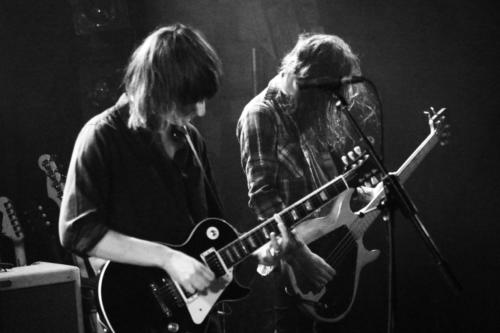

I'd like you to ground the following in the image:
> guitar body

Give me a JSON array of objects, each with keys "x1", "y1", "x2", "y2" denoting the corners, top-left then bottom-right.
[
  {"x1": 285, "y1": 189, "x2": 380, "y2": 322},
  {"x1": 98, "y1": 218, "x2": 250, "y2": 333}
]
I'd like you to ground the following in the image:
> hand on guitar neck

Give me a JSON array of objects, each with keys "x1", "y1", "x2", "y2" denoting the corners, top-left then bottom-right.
[
  {"x1": 254, "y1": 213, "x2": 337, "y2": 291},
  {"x1": 341, "y1": 146, "x2": 381, "y2": 209}
]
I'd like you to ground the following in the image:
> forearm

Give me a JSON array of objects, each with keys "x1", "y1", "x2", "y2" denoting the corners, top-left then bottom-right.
[{"x1": 88, "y1": 229, "x2": 171, "y2": 269}]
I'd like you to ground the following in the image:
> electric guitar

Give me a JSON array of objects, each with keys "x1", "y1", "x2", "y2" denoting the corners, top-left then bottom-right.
[
  {"x1": 0, "y1": 197, "x2": 27, "y2": 266},
  {"x1": 286, "y1": 107, "x2": 449, "y2": 322},
  {"x1": 38, "y1": 154, "x2": 107, "y2": 277},
  {"x1": 97, "y1": 155, "x2": 376, "y2": 333}
]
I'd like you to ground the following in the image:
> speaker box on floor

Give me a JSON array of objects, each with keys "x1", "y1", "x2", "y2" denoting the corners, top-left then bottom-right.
[{"x1": 0, "y1": 261, "x2": 84, "y2": 333}]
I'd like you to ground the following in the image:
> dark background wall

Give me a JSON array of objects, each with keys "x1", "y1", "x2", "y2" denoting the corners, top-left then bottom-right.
[{"x1": 1, "y1": 1, "x2": 499, "y2": 332}]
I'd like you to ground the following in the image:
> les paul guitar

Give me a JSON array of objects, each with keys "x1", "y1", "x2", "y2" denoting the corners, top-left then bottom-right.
[
  {"x1": 97, "y1": 155, "x2": 376, "y2": 333},
  {"x1": 0, "y1": 197, "x2": 27, "y2": 266},
  {"x1": 286, "y1": 107, "x2": 449, "y2": 322}
]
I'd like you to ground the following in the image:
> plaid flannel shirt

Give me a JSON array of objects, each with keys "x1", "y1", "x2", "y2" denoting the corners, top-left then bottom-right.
[{"x1": 237, "y1": 75, "x2": 339, "y2": 221}]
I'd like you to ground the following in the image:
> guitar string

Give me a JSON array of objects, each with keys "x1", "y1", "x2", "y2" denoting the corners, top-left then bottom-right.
[
  {"x1": 155, "y1": 128, "x2": 441, "y2": 296},
  {"x1": 152, "y1": 209, "x2": 375, "y2": 301},
  {"x1": 323, "y1": 209, "x2": 378, "y2": 268},
  {"x1": 153, "y1": 195, "x2": 378, "y2": 296}
]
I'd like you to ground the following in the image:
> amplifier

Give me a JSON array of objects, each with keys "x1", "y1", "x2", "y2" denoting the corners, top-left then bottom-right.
[{"x1": 0, "y1": 261, "x2": 84, "y2": 333}]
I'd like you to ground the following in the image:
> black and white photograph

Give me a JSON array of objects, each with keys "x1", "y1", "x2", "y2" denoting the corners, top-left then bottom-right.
[{"x1": 1, "y1": 1, "x2": 498, "y2": 332}]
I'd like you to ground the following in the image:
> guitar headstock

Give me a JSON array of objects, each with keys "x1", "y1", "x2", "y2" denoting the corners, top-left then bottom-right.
[
  {"x1": 0, "y1": 197, "x2": 25, "y2": 243},
  {"x1": 38, "y1": 154, "x2": 65, "y2": 205},
  {"x1": 424, "y1": 107, "x2": 450, "y2": 146}
]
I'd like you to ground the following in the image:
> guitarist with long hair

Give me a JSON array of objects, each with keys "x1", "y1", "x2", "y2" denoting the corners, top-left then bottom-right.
[
  {"x1": 60, "y1": 23, "x2": 302, "y2": 333},
  {"x1": 59, "y1": 23, "x2": 225, "y2": 333},
  {"x1": 237, "y1": 33, "x2": 377, "y2": 333}
]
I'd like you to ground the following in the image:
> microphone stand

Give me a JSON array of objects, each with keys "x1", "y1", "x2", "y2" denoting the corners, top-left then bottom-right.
[{"x1": 334, "y1": 82, "x2": 462, "y2": 333}]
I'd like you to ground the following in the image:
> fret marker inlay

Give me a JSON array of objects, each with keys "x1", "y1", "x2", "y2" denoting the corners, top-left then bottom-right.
[
  {"x1": 248, "y1": 236, "x2": 257, "y2": 248},
  {"x1": 225, "y1": 249, "x2": 234, "y2": 263},
  {"x1": 232, "y1": 247, "x2": 241, "y2": 259}
]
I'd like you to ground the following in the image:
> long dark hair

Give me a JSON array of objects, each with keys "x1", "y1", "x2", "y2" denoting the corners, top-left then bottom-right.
[
  {"x1": 124, "y1": 23, "x2": 222, "y2": 130},
  {"x1": 281, "y1": 33, "x2": 361, "y2": 152}
]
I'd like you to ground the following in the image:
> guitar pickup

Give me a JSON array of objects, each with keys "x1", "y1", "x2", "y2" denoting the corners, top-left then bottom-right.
[{"x1": 200, "y1": 248, "x2": 230, "y2": 278}]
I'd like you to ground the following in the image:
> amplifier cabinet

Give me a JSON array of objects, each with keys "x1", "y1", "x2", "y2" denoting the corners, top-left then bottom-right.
[{"x1": 0, "y1": 261, "x2": 84, "y2": 333}]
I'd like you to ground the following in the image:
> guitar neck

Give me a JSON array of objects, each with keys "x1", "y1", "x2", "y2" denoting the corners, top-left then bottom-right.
[
  {"x1": 0, "y1": 197, "x2": 27, "y2": 266},
  {"x1": 395, "y1": 128, "x2": 439, "y2": 183},
  {"x1": 218, "y1": 174, "x2": 351, "y2": 269},
  {"x1": 357, "y1": 127, "x2": 441, "y2": 233}
]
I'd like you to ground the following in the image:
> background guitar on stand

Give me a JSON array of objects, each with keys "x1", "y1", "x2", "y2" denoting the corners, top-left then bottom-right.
[
  {"x1": 0, "y1": 197, "x2": 27, "y2": 267},
  {"x1": 38, "y1": 153, "x2": 107, "y2": 333},
  {"x1": 284, "y1": 107, "x2": 450, "y2": 323}
]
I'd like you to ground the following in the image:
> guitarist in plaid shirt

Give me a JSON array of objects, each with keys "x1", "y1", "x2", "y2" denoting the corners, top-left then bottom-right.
[{"x1": 237, "y1": 33, "x2": 368, "y2": 333}]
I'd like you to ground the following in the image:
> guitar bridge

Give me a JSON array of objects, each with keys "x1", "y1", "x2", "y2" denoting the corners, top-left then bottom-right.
[{"x1": 150, "y1": 276, "x2": 184, "y2": 318}]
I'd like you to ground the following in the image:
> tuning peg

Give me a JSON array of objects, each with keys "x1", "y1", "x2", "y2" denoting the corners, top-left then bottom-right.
[
  {"x1": 427, "y1": 106, "x2": 436, "y2": 115},
  {"x1": 435, "y1": 107, "x2": 446, "y2": 116}
]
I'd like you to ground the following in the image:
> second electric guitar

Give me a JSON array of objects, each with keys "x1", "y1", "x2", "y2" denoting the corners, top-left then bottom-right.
[{"x1": 285, "y1": 107, "x2": 449, "y2": 322}]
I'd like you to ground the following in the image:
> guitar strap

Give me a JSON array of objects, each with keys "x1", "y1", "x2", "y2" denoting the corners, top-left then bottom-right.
[
  {"x1": 182, "y1": 126, "x2": 225, "y2": 217},
  {"x1": 183, "y1": 126, "x2": 232, "y2": 327}
]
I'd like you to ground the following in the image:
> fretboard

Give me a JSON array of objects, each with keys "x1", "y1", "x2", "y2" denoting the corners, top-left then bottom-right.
[
  {"x1": 395, "y1": 128, "x2": 439, "y2": 183},
  {"x1": 218, "y1": 173, "x2": 352, "y2": 268}
]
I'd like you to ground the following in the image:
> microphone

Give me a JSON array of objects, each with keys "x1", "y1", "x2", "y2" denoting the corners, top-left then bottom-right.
[{"x1": 297, "y1": 76, "x2": 365, "y2": 90}]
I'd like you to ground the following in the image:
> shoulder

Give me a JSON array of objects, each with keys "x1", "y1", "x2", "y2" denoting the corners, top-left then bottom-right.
[
  {"x1": 76, "y1": 102, "x2": 128, "y2": 151},
  {"x1": 239, "y1": 75, "x2": 288, "y2": 127},
  {"x1": 238, "y1": 89, "x2": 277, "y2": 131},
  {"x1": 85, "y1": 101, "x2": 126, "y2": 131}
]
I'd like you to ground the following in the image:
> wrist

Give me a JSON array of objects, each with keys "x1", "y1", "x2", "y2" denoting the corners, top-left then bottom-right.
[
  {"x1": 288, "y1": 238, "x2": 305, "y2": 255},
  {"x1": 155, "y1": 244, "x2": 174, "y2": 269}
]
